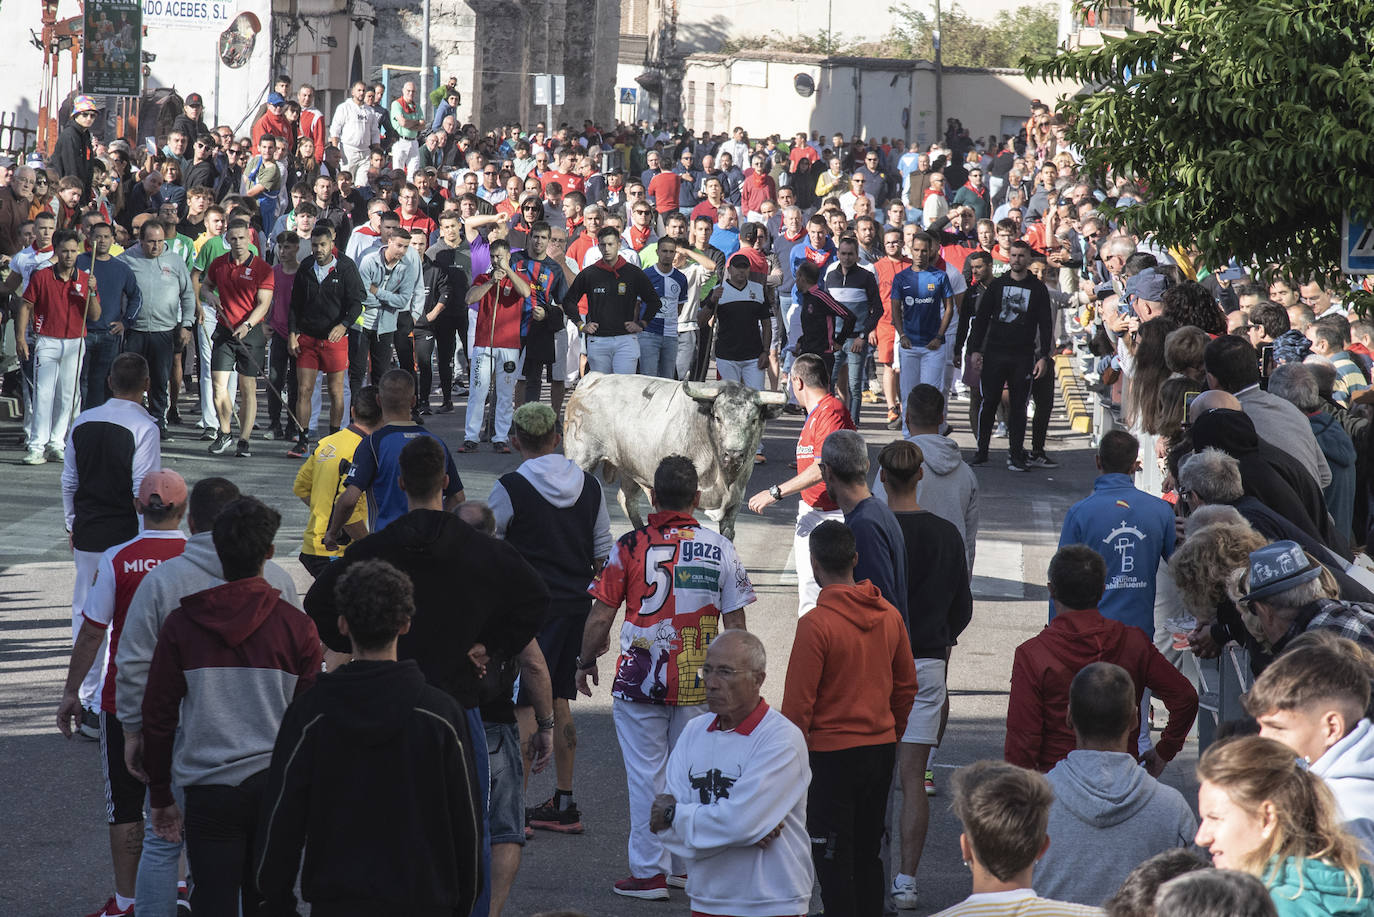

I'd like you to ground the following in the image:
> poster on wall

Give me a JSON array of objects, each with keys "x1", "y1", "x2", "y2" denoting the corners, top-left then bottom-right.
[{"x1": 83, "y1": 0, "x2": 143, "y2": 96}]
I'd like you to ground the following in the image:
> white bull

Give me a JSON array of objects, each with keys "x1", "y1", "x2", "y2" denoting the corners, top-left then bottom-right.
[{"x1": 563, "y1": 373, "x2": 786, "y2": 540}]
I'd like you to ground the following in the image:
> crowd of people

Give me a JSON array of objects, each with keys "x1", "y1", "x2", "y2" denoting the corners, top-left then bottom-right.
[{"x1": 9, "y1": 70, "x2": 1374, "y2": 917}]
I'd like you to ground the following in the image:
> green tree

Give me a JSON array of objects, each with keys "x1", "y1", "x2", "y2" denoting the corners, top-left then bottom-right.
[
  {"x1": 1024, "y1": 0, "x2": 1374, "y2": 283},
  {"x1": 886, "y1": 4, "x2": 1059, "y2": 69}
]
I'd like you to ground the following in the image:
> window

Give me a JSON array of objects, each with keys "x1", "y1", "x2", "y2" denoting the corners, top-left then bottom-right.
[
  {"x1": 620, "y1": 0, "x2": 649, "y2": 35},
  {"x1": 686, "y1": 81, "x2": 696, "y2": 129},
  {"x1": 704, "y1": 82, "x2": 715, "y2": 133}
]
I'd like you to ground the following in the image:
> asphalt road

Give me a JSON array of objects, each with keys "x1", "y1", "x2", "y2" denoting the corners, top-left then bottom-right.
[{"x1": 0, "y1": 381, "x2": 1200, "y2": 917}]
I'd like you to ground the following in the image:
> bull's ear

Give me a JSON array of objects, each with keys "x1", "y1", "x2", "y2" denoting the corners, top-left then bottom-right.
[
  {"x1": 683, "y1": 382, "x2": 721, "y2": 403},
  {"x1": 757, "y1": 390, "x2": 787, "y2": 418}
]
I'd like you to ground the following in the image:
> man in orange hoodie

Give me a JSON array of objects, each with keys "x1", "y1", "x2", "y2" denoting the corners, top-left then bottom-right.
[{"x1": 783, "y1": 519, "x2": 917, "y2": 917}]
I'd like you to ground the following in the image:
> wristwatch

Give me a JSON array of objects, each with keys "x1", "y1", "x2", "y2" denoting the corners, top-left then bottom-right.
[
  {"x1": 575, "y1": 654, "x2": 596, "y2": 671},
  {"x1": 663, "y1": 803, "x2": 675, "y2": 826},
  {"x1": 769, "y1": 484, "x2": 783, "y2": 502}
]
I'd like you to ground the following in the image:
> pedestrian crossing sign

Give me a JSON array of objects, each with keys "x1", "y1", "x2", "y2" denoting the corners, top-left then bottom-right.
[{"x1": 1343, "y1": 211, "x2": 1374, "y2": 273}]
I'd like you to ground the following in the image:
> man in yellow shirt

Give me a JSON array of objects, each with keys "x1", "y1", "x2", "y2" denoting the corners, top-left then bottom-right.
[{"x1": 293, "y1": 384, "x2": 381, "y2": 577}]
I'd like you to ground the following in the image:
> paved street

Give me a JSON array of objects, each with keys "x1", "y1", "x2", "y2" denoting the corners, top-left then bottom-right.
[{"x1": 0, "y1": 382, "x2": 1200, "y2": 917}]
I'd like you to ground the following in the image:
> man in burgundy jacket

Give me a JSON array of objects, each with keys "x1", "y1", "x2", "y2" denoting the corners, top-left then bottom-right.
[
  {"x1": 142, "y1": 496, "x2": 322, "y2": 915},
  {"x1": 1005, "y1": 544, "x2": 1197, "y2": 776}
]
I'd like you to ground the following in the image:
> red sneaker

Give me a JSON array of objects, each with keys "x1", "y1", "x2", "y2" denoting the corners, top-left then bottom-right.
[
  {"x1": 613, "y1": 874, "x2": 669, "y2": 900},
  {"x1": 85, "y1": 897, "x2": 132, "y2": 917}
]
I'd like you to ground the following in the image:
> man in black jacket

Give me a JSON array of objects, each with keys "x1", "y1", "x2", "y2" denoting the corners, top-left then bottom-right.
[
  {"x1": 52, "y1": 96, "x2": 97, "y2": 202},
  {"x1": 304, "y1": 435, "x2": 550, "y2": 917},
  {"x1": 563, "y1": 226, "x2": 664, "y2": 375},
  {"x1": 258, "y1": 556, "x2": 485, "y2": 916},
  {"x1": 966, "y1": 239, "x2": 1052, "y2": 471},
  {"x1": 288, "y1": 223, "x2": 365, "y2": 456}
]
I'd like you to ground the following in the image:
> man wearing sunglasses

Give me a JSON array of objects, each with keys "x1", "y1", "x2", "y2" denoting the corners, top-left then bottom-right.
[{"x1": 53, "y1": 95, "x2": 98, "y2": 203}]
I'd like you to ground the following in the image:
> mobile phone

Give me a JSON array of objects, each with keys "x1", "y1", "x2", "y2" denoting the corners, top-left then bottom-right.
[
  {"x1": 1260, "y1": 344, "x2": 1274, "y2": 378},
  {"x1": 1218, "y1": 266, "x2": 1246, "y2": 283},
  {"x1": 1184, "y1": 390, "x2": 1201, "y2": 416}
]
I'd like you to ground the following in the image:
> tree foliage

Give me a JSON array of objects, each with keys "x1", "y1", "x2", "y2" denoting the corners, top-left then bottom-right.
[
  {"x1": 718, "y1": 3, "x2": 1058, "y2": 70},
  {"x1": 885, "y1": 3, "x2": 1059, "y2": 69},
  {"x1": 1024, "y1": 0, "x2": 1374, "y2": 283}
]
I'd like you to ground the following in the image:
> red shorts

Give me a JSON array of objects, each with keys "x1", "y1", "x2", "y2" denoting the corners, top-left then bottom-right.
[
  {"x1": 874, "y1": 321, "x2": 896, "y2": 364},
  {"x1": 296, "y1": 333, "x2": 348, "y2": 373}
]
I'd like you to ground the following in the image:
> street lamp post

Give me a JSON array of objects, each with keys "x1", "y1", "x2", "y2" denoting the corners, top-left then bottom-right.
[{"x1": 933, "y1": 0, "x2": 943, "y2": 142}]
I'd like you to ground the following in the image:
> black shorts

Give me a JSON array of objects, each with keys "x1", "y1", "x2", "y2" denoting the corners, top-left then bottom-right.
[
  {"x1": 210, "y1": 323, "x2": 266, "y2": 374},
  {"x1": 518, "y1": 613, "x2": 588, "y2": 703},
  {"x1": 100, "y1": 712, "x2": 145, "y2": 825}
]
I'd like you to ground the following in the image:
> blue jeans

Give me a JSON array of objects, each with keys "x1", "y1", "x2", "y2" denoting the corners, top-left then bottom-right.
[
  {"x1": 637, "y1": 332, "x2": 677, "y2": 378},
  {"x1": 135, "y1": 781, "x2": 187, "y2": 917},
  {"x1": 82, "y1": 330, "x2": 121, "y2": 409},
  {"x1": 842, "y1": 341, "x2": 869, "y2": 423}
]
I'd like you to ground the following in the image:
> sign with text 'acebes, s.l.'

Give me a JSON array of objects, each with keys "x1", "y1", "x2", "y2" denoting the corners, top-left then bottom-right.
[{"x1": 142, "y1": 0, "x2": 235, "y2": 29}]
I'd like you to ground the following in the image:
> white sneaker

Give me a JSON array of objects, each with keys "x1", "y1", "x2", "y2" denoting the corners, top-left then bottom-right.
[
  {"x1": 21, "y1": 448, "x2": 45, "y2": 465},
  {"x1": 891, "y1": 877, "x2": 920, "y2": 909},
  {"x1": 44, "y1": 444, "x2": 64, "y2": 464}
]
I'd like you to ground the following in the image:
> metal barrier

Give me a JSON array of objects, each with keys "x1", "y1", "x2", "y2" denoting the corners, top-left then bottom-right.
[{"x1": 0, "y1": 112, "x2": 36, "y2": 158}]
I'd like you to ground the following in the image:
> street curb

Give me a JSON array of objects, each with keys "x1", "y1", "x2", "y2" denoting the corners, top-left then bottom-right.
[{"x1": 1054, "y1": 355, "x2": 1092, "y2": 434}]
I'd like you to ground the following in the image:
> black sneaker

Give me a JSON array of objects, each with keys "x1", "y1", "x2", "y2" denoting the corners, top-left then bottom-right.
[
  {"x1": 209, "y1": 433, "x2": 235, "y2": 455},
  {"x1": 262, "y1": 424, "x2": 286, "y2": 441},
  {"x1": 969, "y1": 452, "x2": 990, "y2": 466},
  {"x1": 1028, "y1": 451, "x2": 1059, "y2": 468},
  {"x1": 437, "y1": 399, "x2": 455, "y2": 414},
  {"x1": 286, "y1": 435, "x2": 310, "y2": 459},
  {"x1": 199, "y1": 427, "x2": 218, "y2": 441},
  {"x1": 78, "y1": 706, "x2": 100, "y2": 740},
  {"x1": 235, "y1": 439, "x2": 253, "y2": 458},
  {"x1": 1007, "y1": 456, "x2": 1029, "y2": 472},
  {"x1": 526, "y1": 795, "x2": 585, "y2": 834},
  {"x1": 159, "y1": 425, "x2": 174, "y2": 441}
]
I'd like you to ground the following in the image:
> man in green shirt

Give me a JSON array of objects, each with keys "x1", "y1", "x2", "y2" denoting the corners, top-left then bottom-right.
[{"x1": 389, "y1": 81, "x2": 424, "y2": 175}]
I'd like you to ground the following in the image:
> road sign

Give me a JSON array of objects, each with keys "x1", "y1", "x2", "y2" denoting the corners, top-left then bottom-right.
[
  {"x1": 1343, "y1": 211, "x2": 1374, "y2": 274},
  {"x1": 619, "y1": 87, "x2": 637, "y2": 105}
]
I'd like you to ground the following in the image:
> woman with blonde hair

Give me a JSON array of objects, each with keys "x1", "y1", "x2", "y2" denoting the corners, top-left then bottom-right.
[{"x1": 1195, "y1": 735, "x2": 1373, "y2": 916}]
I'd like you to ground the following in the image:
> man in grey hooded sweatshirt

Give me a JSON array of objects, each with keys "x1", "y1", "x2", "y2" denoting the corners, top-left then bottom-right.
[
  {"x1": 1033, "y1": 661, "x2": 1197, "y2": 907},
  {"x1": 114, "y1": 477, "x2": 300, "y2": 917},
  {"x1": 873, "y1": 384, "x2": 978, "y2": 571}
]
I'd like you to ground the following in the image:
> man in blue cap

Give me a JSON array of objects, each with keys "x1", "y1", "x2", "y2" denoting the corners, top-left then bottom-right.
[{"x1": 1241, "y1": 540, "x2": 1374, "y2": 655}]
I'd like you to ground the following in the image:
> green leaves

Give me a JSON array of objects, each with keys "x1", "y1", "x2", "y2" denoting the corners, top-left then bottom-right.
[{"x1": 1026, "y1": 0, "x2": 1374, "y2": 281}]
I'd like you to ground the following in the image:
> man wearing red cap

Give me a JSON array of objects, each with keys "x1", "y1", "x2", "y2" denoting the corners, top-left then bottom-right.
[{"x1": 58, "y1": 468, "x2": 187, "y2": 917}]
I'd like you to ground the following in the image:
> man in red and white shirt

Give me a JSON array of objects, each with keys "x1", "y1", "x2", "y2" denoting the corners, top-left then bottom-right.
[
  {"x1": 461, "y1": 237, "x2": 531, "y2": 451},
  {"x1": 57, "y1": 470, "x2": 188, "y2": 917},
  {"x1": 578, "y1": 455, "x2": 756, "y2": 900},
  {"x1": 16, "y1": 228, "x2": 98, "y2": 464},
  {"x1": 747, "y1": 351, "x2": 856, "y2": 614},
  {"x1": 203, "y1": 222, "x2": 274, "y2": 457},
  {"x1": 873, "y1": 226, "x2": 913, "y2": 430}
]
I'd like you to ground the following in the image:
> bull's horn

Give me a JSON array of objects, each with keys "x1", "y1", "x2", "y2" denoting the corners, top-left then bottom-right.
[
  {"x1": 682, "y1": 381, "x2": 721, "y2": 402},
  {"x1": 757, "y1": 391, "x2": 786, "y2": 406}
]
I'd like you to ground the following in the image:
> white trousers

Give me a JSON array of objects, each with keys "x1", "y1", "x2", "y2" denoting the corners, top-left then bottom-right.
[
  {"x1": 197, "y1": 314, "x2": 236, "y2": 429},
  {"x1": 716, "y1": 356, "x2": 765, "y2": 389},
  {"x1": 465, "y1": 346, "x2": 521, "y2": 442},
  {"x1": 898, "y1": 340, "x2": 948, "y2": 422},
  {"x1": 72, "y1": 547, "x2": 105, "y2": 707},
  {"x1": 795, "y1": 502, "x2": 845, "y2": 615},
  {"x1": 613, "y1": 699, "x2": 707, "y2": 878},
  {"x1": 29, "y1": 335, "x2": 83, "y2": 451},
  {"x1": 585, "y1": 335, "x2": 641, "y2": 374}
]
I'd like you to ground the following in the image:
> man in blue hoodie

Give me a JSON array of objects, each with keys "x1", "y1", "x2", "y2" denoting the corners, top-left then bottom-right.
[
  {"x1": 1033, "y1": 662, "x2": 1197, "y2": 907},
  {"x1": 1057, "y1": 430, "x2": 1175, "y2": 638}
]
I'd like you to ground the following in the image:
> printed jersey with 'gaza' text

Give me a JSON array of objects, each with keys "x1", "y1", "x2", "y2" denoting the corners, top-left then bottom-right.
[{"x1": 588, "y1": 512, "x2": 756, "y2": 706}]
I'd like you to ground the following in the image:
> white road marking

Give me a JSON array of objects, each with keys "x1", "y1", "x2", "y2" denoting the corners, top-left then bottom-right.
[{"x1": 971, "y1": 538, "x2": 1025, "y2": 598}]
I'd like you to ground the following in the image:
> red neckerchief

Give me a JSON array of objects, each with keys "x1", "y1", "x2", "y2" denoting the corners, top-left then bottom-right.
[
  {"x1": 629, "y1": 224, "x2": 653, "y2": 250},
  {"x1": 399, "y1": 97, "x2": 417, "y2": 115},
  {"x1": 923, "y1": 187, "x2": 944, "y2": 203},
  {"x1": 964, "y1": 182, "x2": 987, "y2": 200}
]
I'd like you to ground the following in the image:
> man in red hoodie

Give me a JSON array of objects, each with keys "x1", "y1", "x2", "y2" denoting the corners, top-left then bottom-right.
[
  {"x1": 142, "y1": 496, "x2": 323, "y2": 916},
  {"x1": 783, "y1": 519, "x2": 917, "y2": 917},
  {"x1": 1004, "y1": 544, "x2": 1198, "y2": 776}
]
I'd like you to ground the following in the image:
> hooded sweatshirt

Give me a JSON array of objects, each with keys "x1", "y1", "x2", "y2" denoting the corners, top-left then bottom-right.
[
  {"x1": 115, "y1": 533, "x2": 300, "y2": 731},
  {"x1": 255, "y1": 660, "x2": 484, "y2": 917},
  {"x1": 141, "y1": 578, "x2": 323, "y2": 807},
  {"x1": 1034, "y1": 750, "x2": 1197, "y2": 906},
  {"x1": 1005, "y1": 609, "x2": 1198, "y2": 773},
  {"x1": 1311, "y1": 718, "x2": 1374, "y2": 859},
  {"x1": 782, "y1": 581, "x2": 917, "y2": 752},
  {"x1": 872, "y1": 432, "x2": 979, "y2": 571},
  {"x1": 1265, "y1": 856, "x2": 1374, "y2": 917},
  {"x1": 1308, "y1": 409, "x2": 1358, "y2": 543}
]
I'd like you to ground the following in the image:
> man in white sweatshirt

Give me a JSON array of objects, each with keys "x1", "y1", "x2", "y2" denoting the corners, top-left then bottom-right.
[
  {"x1": 651, "y1": 630, "x2": 814, "y2": 916},
  {"x1": 1034, "y1": 662, "x2": 1197, "y2": 906},
  {"x1": 873, "y1": 384, "x2": 978, "y2": 571},
  {"x1": 1246, "y1": 633, "x2": 1374, "y2": 857}
]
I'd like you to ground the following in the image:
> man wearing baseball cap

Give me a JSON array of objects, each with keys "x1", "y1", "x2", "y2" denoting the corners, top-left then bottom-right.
[
  {"x1": 58, "y1": 468, "x2": 187, "y2": 917},
  {"x1": 172, "y1": 92, "x2": 209, "y2": 142},
  {"x1": 52, "y1": 94, "x2": 96, "y2": 202},
  {"x1": 252, "y1": 91, "x2": 293, "y2": 153},
  {"x1": 1240, "y1": 540, "x2": 1374, "y2": 655}
]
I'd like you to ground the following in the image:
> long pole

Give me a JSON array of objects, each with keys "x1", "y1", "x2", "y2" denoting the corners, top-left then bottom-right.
[
  {"x1": 420, "y1": 0, "x2": 432, "y2": 116},
  {"x1": 933, "y1": 0, "x2": 943, "y2": 143}
]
